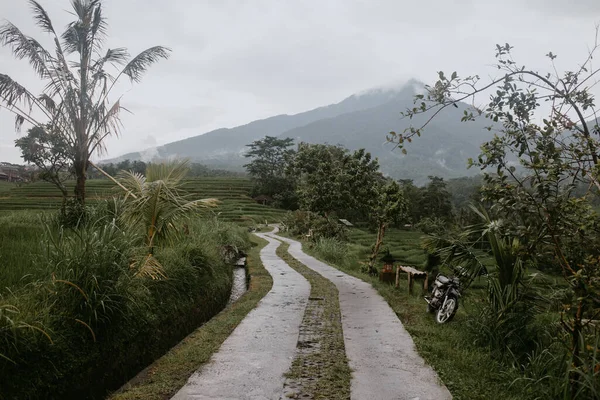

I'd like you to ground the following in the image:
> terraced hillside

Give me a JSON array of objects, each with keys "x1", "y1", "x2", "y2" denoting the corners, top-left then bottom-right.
[{"x1": 0, "y1": 178, "x2": 287, "y2": 224}]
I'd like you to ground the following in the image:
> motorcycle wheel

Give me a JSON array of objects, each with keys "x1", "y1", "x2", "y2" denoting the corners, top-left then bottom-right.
[{"x1": 436, "y1": 295, "x2": 458, "y2": 324}]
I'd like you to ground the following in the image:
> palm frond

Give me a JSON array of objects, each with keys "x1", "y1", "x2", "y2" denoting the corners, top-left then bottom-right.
[
  {"x1": 130, "y1": 253, "x2": 167, "y2": 280},
  {"x1": 94, "y1": 47, "x2": 129, "y2": 69},
  {"x1": 117, "y1": 169, "x2": 146, "y2": 197},
  {"x1": 90, "y1": 1, "x2": 107, "y2": 43},
  {"x1": 61, "y1": 21, "x2": 84, "y2": 55},
  {"x1": 146, "y1": 159, "x2": 189, "y2": 183},
  {"x1": 0, "y1": 74, "x2": 47, "y2": 125},
  {"x1": 0, "y1": 22, "x2": 53, "y2": 79},
  {"x1": 29, "y1": 0, "x2": 56, "y2": 34},
  {"x1": 121, "y1": 46, "x2": 171, "y2": 83}
]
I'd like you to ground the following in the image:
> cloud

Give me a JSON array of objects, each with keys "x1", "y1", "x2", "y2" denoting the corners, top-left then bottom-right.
[{"x1": 0, "y1": 0, "x2": 599, "y2": 162}]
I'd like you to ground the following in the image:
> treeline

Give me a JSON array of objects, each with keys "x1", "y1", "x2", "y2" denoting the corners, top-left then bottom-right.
[
  {"x1": 244, "y1": 135, "x2": 476, "y2": 227},
  {"x1": 89, "y1": 160, "x2": 246, "y2": 179}
]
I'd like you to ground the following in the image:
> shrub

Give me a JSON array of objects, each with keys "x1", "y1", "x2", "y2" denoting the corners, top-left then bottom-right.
[
  {"x1": 312, "y1": 237, "x2": 356, "y2": 268},
  {"x1": 0, "y1": 212, "x2": 250, "y2": 399},
  {"x1": 282, "y1": 210, "x2": 347, "y2": 241}
]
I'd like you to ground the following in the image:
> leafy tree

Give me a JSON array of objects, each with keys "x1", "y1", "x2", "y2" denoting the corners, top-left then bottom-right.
[
  {"x1": 398, "y1": 179, "x2": 422, "y2": 224},
  {"x1": 0, "y1": 0, "x2": 170, "y2": 205},
  {"x1": 244, "y1": 136, "x2": 297, "y2": 208},
  {"x1": 15, "y1": 125, "x2": 71, "y2": 207},
  {"x1": 288, "y1": 143, "x2": 382, "y2": 219},
  {"x1": 367, "y1": 180, "x2": 407, "y2": 274},
  {"x1": 395, "y1": 38, "x2": 600, "y2": 397},
  {"x1": 420, "y1": 176, "x2": 453, "y2": 221},
  {"x1": 118, "y1": 159, "x2": 216, "y2": 279}
]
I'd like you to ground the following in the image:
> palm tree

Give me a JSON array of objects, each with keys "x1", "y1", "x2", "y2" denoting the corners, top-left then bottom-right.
[
  {"x1": 117, "y1": 159, "x2": 217, "y2": 279},
  {"x1": 0, "y1": 0, "x2": 170, "y2": 204}
]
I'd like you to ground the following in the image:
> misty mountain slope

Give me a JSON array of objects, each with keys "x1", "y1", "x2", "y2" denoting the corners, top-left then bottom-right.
[
  {"x1": 109, "y1": 85, "x2": 411, "y2": 164},
  {"x1": 109, "y1": 80, "x2": 496, "y2": 182},
  {"x1": 279, "y1": 93, "x2": 495, "y2": 183}
]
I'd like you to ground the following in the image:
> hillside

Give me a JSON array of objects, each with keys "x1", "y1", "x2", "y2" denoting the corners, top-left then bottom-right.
[{"x1": 108, "y1": 80, "x2": 495, "y2": 183}]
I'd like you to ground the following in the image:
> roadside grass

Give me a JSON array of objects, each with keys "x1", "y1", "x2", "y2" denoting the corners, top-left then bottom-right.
[
  {"x1": 302, "y1": 229, "x2": 537, "y2": 400},
  {"x1": 0, "y1": 211, "x2": 48, "y2": 290},
  {"x1": 276, "y1": 242, "x2": 352, "y2": 400},
  {"x1": 109, "y1": 234, "x2": 273, "y2": 400}
]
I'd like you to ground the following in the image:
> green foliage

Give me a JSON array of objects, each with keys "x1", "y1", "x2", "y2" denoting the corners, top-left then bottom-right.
[
  {"x1": 399, "y1": 176, "x2": 454, "y2": 224},
  {"x1": 371, "y1": 180, "x2": 407, "y2": 226},
  {"x1": 282, "y1": 210, "x2": 347, "y2": 241},
  {"x1": 0, "y1": 212, "x2": 250, "y2": 399},
  {"x1": 15, "y1": 125, "x2": 71, "y2": 201},
  {"x1": 416, "y1": 216, "x2": 447, "y2": 235},
  {"x1": 118, "y1": 160, "x2": 218, "y2": 278},
  {"x1": 311, "y1": 237, "x2": 356, "y2": 268},
  {"x1": 244, "y1": 136, "x2": 297, "y2": 209},
  {"x1": 288, "y1": 143, "x2": 382, "y2": 219},
  {"x1": 403, "y1": 39, "x2": 600, "y2": 397}
]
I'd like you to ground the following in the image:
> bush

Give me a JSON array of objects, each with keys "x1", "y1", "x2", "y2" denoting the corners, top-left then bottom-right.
[
  {"x1": 0, "y1": 212, "x2": 250, "y2": 399},
  {"x1": 282, "y1": 210, "x2": 347, "y2": 241},
  {"x1": 311, "y1": 237, "x2": 356, "y2": 269}
]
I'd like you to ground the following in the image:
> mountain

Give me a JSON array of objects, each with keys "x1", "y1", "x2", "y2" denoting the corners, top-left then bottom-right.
[
  {"x1": 107, "y1": 80, "x2": 495, "y2": 183},
  {"x1": 109, "y1": 81, "x2": 417, "y2": 166}
]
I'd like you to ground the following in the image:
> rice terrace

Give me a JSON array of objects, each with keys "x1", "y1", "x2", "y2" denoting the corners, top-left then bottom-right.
[{"x1": 1, "y1": 0, "x2": 600, "y2": 399}]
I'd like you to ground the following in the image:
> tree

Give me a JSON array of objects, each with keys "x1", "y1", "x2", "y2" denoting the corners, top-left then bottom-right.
[
  {"x1": 118, "y1": 159, "x2": 216, "y2": 279},
  {"x1": 367, "y1": 180, "x2": 407, "y2": 275},
  {"x1": 0, "y1": 0, "x2": 170, "y2": 205},
  {"x1": 244, "y1": 136, "x2": 297, "y2": 208},
  {"x1": 398, "y1": 179, "x2": 422, "y2": 224},
  {"x1": 15, "y1": 125, "x2": 71, "y2": 208},
  {"x1": 420, "y1": 176, "x2": 453, "y2": 221},
  {"x1": 394, "y1": 38, "x2": 600, "y2": 397},
  {"x1": 288, "y1": 143, "x2": 382, "y2": 219}
]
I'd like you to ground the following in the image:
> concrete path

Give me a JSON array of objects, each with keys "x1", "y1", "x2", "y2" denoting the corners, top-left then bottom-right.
[
  {"x1": 171, "y1": 233, "x2": 310, "y2": 400},
  {"x1": 271, "y1": 233, "x2": 452, "y2": 400}
]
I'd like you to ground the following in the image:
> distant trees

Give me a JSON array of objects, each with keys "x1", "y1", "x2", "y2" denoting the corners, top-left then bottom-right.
[
  {"x1": 244, "y1": 136, "x2": 297, "y2": 208},
  {"x1": 288, "y1": 143, "x2": 382, "y2": 219},
  {"x1": 91, "y1": 160, "x2": 147, "y2": 178},
  {"x1": 398, "y1": 176, "x2": 453, "y2": 225},
  {"x1": 0, "y1": 0, "x2": 170, "y2": 205}
]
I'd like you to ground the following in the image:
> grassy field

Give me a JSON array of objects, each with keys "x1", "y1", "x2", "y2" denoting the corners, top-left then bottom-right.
[
  {"x1": 0, "y1": 177, "x2": 286, "y2": 292},
  {"x1": 0, "y1": 178, "x2": 286, "y2": 224}
]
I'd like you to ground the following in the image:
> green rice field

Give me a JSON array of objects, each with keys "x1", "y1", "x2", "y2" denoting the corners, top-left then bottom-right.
[{"x1": 0, "y1": 177, "x2": 286, "y2": 224}]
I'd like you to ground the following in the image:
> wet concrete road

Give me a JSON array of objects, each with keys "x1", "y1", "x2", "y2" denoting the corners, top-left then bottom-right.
[
  {"x1": 173, "y1": 229, "x2": 451, "y2": 399},
  {"x1": 271, "y1": 233, "x2": 452, "y2": 400},
  {"x1": 171, "y1": 233, "x2": 310, "y2": 400}
]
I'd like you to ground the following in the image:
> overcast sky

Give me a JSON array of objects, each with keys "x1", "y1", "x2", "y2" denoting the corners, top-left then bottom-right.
[{"x1": 1, "y1": 0, "x2": 600, "y2": 163}]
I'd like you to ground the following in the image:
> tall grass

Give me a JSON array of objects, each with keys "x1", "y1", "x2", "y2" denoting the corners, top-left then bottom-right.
[
  {"x1": 311, "y1": 237, "x2": 356, "y2": 268},
  {"x1": 0, "y1": 202, "x2": 251, "y2": 399},
  {"x1": 0, "y1": 211, "x2": 47, "y2": 290}
]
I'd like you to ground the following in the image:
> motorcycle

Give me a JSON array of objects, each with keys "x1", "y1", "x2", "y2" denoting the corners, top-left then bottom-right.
[{"x1": 425, "y1": 274, "x2": 461, "y2": 324}]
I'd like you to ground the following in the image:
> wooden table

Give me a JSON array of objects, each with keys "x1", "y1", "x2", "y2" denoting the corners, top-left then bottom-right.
[{"x1": 395, "y1": 266, "x2": 428, "y2": 294}]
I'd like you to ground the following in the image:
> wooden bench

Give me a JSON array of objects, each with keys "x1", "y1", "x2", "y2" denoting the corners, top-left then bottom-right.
[{"x1": 396, "y1": 265, "x2": 428, "y2": 294}]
